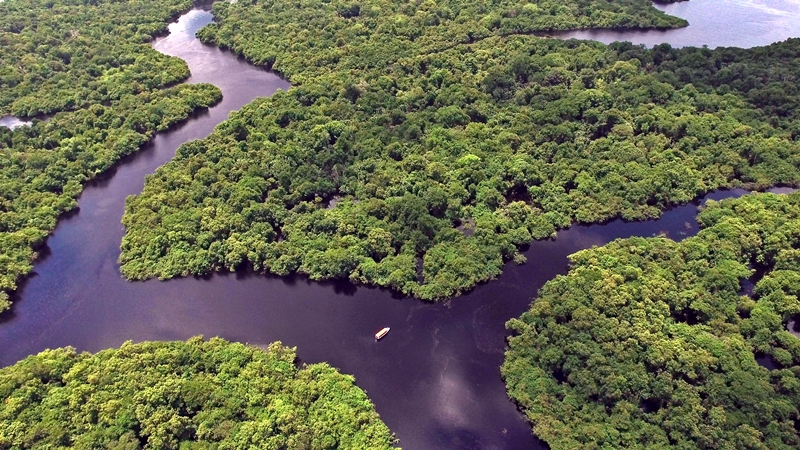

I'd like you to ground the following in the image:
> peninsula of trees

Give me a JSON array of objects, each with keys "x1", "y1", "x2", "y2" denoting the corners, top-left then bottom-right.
[
  {"x1": 0, "y1": 338, "x2": 396, "y2": 449},
  {"x1": 119, "y1": 0, "x2": 800, "y2": 300},
  {"x1": 503, "y1": 192, "x2": 800, "y2": 449},
  {"x1": 0, "y1": 0, "x2": 222, "y2": 311}
]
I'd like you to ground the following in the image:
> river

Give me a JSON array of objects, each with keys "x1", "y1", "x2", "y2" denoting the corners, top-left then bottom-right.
[
  {"x1": 552, "y1": 0, "x2": 800, "y2": 48},
  {"x1": 0, "y1": 115, "x2": 32, "y2": 129},
  {"x1": 1, "y1": 2, "x2": 799, "y2": 449}
]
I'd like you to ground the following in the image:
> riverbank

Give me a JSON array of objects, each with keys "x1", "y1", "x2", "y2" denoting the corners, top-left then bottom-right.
[
  {"x1": 550, "y1": 0, "x2": 800, "y2": 48},
  {"x1": 3, "y1": 0, "x2": 800, "y2": 448}
]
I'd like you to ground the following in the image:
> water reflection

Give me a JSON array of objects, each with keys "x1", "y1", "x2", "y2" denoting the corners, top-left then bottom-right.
[
  {"x1": 0, "y1": 186, "x2": 763, "y2": 449},
  {"x1": 551, "y1": 0, "x2": 800, "y2": 48},
  {"x1": 2, "y1": 1, "x2": 800, "y2": 449},
  {"x1": 789, "y1": 317, "x2": 800, "y2": 339},
  {"x1": 0, "y1": 116, "x2": 32, "y2": 129}
]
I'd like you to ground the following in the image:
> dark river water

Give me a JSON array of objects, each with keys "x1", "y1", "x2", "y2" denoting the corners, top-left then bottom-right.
[{"x1": 2, "y1": 2, "x2": 800, "y2": 449}]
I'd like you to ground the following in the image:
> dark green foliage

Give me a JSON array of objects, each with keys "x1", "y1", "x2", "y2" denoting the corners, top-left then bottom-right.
[
  {"x1": 0, "y1": 0, "x2": 194, "y2": 116},
  {"x1": 0, "y1": 0, "x2": 223, "y2": 309},
  {"x1": 0, "y1": 337, "x2": 396, "y2": 449},
  {"x1": 610, "y1": 40, "x2": 800, "y2": 127},
  {"x1": 503, "y1": 192, "x2": 800, "y2": 449},
  {"x1": 121, "y1": 0, "x2": 800, "y2": 301},
  {"x1": 194, "y1": 0, "x2": 686, "y2": 82}
]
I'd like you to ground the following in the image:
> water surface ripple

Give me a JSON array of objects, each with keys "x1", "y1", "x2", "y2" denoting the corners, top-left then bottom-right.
[{"x1": 2, "y1": 2, "x2": 800, "y2": 449}]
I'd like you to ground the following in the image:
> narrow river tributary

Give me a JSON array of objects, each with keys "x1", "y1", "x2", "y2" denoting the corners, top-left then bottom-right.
[{"x1": 2, "y1": 1, "x2": 800, "y2": 449}]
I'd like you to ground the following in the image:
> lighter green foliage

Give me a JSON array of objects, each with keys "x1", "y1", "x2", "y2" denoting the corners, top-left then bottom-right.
[
  {"x1": 0, "y1": 0, "x2": 223, "y2": 306},
  {"x1": 0, "y1": 338, "x2": 396, "y2": 449},
  {"x1": 121, "y1": 0, "x2": 800, "y2": 300},
  {"x1": 503, "y1": 192, "x2": 800, "y2": 449}
]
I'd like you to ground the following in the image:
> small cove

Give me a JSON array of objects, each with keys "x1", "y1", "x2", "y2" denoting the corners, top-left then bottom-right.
[
  {"x1": 2, "y1": 1, "x2": 800, "y2": 449},
  {"x1": 549, "y1": 0, "x2": 800, "y2": 48}
]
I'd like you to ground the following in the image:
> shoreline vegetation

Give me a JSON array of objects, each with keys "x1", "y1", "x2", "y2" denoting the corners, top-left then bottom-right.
[
  {"x1": 0, "y1": 0, "x2": 223, "y2": 312},
  {"x1": 0, "y1": 338, "x2": 396, "y2": 449},
  {"x1": 119, "y1": 0, "x2": 800, "y2": 301},
  {"x1": 0, "y1": 0, "x2": 799, "y2": 448},
  {"x1": 503, "y1": 191, "x2": 800, "y2": 449}
]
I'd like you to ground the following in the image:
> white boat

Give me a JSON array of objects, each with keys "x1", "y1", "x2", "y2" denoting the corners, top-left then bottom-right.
[{"x1": 375, "y1": 327, "x2": 390, "y2": 340}]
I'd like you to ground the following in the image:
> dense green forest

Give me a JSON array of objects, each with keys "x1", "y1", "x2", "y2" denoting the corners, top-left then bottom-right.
[
  {"x1": 503, "y1": 192, "x2": 800, "y2": 449},
  {"x1": 120, "y1": 0, "x2": 800, "y2": 300},
  {"x1": 0, "y1": 0, "x2": 222, "y2": 311},
  {"x1": 0, "y1": 338, "x2": 395, "y2": 449},
  {"x1": 0, "y1": 0, "x2": 194, "y2": 117}
]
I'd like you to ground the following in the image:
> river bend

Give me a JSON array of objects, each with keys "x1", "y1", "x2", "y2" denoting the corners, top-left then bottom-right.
[{"x1": 2, "y1": 2, "x2": 800, "y2": 449}]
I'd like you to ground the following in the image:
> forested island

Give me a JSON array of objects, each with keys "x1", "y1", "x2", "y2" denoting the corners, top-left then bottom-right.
[
  {"x1": 118, "y1": 0, "x2": 800, "y2": 301},
  {"x1": 1, "y1": 0, "x2": 800, "y2": 448},
  {"x1": 0, "y1": 338, "x2": 395, "y2": 448},
  {"x1": 0, "y1": 0, "x2": 222, "y2": 311},
  {"x1": 504, "y1": 192, "x2": 800, "y2": 449}
]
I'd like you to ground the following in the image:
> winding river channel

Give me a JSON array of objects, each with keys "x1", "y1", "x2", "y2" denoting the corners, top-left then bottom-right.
[{"x1": 2, "y1": 1, "x2": 800, "y2": 449}]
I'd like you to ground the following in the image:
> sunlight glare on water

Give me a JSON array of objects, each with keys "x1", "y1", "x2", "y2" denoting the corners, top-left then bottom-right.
[{"x1": 551, "y1": 0, "x2": 800, "y2": 48}]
